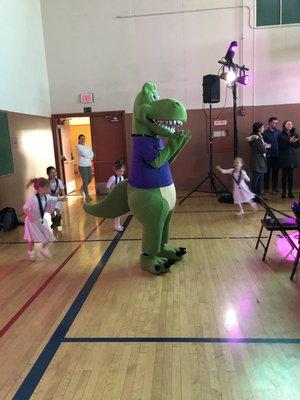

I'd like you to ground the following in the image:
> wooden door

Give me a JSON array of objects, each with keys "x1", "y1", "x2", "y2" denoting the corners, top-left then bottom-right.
[
  {"x1": 60, "y1": 123, "x2": 76, "y2": 193},
  {"x1": 51, "y1": 118, "x2": 66, "y2": 187},
  {"x1": 90, "y1": 113, "x2": 126, "y2": 186}
]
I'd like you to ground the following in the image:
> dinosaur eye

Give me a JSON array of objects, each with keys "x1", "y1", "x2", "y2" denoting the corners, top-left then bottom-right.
[{"x1": 150, "y1": 93, "x2": 159, "y2": 101}]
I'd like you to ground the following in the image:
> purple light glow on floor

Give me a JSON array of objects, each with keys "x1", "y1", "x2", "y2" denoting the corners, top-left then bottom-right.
[{"x1": 276, "y1": 233, "x2": 298, "y2": 261}]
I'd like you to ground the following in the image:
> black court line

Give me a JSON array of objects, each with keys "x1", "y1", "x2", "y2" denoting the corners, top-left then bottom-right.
[
  {"x1": 13, "y1": 215, "x2": 132, "y2": 400},
  {"x1": 0, "y1": 236, "x2": 268, "y2": 245},
  {"x1": 62, "y1": 337, "x2": 300, "y2": 344}
]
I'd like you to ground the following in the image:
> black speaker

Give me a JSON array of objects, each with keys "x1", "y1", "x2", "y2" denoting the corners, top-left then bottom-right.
[{"x1": 202, "y1": 75, "x2": 220, "y2": 104}]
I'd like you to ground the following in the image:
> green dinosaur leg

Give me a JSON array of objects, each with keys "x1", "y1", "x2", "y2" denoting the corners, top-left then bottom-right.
[
  {"x1": 128, "y1": 184, "x2": 173, "y2": 275},
  {"x1": 157, "y1": 210, "x2": 187, "y2": 261}
]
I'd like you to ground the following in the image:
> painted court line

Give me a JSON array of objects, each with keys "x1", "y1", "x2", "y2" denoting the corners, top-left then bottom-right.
[
  {"x1": 0, "y1": 219, "x2": 104, "y2": 339},
  {"x1": 13, "y1": 215, "x2": 132, "y2": 400},
  {"x1": 0, "y1": 235, "x2": 268, "y2": 245},
  {"x1": 62, "y1": 337, "x2": 300, "y2": 344}
]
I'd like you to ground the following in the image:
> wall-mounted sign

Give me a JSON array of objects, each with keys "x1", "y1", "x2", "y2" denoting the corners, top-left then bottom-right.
[
  {"x1": 79, "y1": 93, "x2": 94, "y2": 103},
  {"x1": 214, "y1": 120, "x2": 227, "y2": 126},
  {"x1": 213, "y1": 130, "x2": 228, "y2": 137}
]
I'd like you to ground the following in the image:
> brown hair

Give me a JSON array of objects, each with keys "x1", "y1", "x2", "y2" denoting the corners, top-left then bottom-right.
[
  {"x1": 26, "y1": 177, "x2": 50, "y2": 190},
  {"x1": 114, "y1": 160, "x2": 126, "y2": 171},
  {"x1": 234, "y1": 157, "x2": 244, "y2": 166}
]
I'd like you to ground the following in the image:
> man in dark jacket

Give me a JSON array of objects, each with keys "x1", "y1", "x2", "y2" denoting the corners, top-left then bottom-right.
[{"x1": 263, "y1": 117, "x2": 281, "y2": 194}]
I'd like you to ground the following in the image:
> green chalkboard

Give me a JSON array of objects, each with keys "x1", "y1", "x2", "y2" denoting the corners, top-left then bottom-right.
[{"x1": 0, "y1": 111, "x2": 14, "y2": 175}]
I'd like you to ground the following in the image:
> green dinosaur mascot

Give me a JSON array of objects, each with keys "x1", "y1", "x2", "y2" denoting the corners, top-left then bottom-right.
[{"x1": 84, "y1": 82, "x2": 191, "y2": 274}]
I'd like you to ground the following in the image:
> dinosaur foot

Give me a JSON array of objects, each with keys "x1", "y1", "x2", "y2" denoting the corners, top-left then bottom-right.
[
  {"x1": 140, "y1": 254, "x2": 173, "y2": 275},
  {"x1": 157, "y1": 245, "x2": 187, "y2": 261}
]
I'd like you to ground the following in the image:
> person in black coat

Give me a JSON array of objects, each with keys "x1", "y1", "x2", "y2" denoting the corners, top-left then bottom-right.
[
  {"x1": 278, "y1": 120, "x2": 300, "y2": 198},
  {"x1": 248, "y1": 122, "x2": 269, "y2": 196}
]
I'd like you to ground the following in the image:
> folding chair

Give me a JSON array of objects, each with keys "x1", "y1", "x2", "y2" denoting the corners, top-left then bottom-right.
[{"x1": 255, "y1": 195, "x2": 300, "y2": 281}]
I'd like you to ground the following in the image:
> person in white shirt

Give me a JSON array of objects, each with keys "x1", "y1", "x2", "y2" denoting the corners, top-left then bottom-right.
[
  {"x1": 106, "y1": 160, "x2": 126, "y2": 231},
  {"x1": 76, "y1": 134, "x2": 94, "y2": 201}
]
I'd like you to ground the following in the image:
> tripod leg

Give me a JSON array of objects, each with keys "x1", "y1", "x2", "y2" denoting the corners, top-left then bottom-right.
[
  {"x1": 213, "y1": 173, "x2": 231, "y2": 193},
  {"x1": 179, "y1": 175, "x2": 210, "y2": 204},
  {"x1": 209, "y1": 173, "x2": 217, "y2": 194}
]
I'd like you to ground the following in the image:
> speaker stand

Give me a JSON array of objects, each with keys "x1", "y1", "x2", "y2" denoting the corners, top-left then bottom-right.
[{"x1": 179, "y1": 104, "x2": 231, "y2": 205}]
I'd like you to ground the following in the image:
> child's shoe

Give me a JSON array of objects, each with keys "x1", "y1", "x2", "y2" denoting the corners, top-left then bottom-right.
[
  {"x1": 55, "y1": 214, "x2": 62, "y2": 227},
  {"x1": 115, "y1": 225, "x2": 124, "y2": 232},
  {"x1": 250, "y1": 202, "x2": 257, "y2": 211},
  {"x1": 27, "y1": 250, "x2": 35, "y2": 261},
  {"x1": 39, "y1": 247, "x2": 51, "y2": 258},
  {"x1": 236, "y1": 210, "x2": 245, "y2": 216}
]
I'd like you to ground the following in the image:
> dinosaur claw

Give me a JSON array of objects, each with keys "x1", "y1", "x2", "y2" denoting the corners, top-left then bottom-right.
[
  {"x1": 165, "y1": 259, "x2": 175, "y2": 268},
  {"x1": 178, "y1": 247, "x2": 187, "y2": 256}
]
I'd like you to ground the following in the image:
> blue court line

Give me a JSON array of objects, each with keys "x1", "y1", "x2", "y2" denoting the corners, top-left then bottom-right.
[
  {"x1": 62, "y1": 337, "x2": 300, "y2": 344},
  {"x1": 13, "y1": 215, "x2": 132, "y2": 400}
]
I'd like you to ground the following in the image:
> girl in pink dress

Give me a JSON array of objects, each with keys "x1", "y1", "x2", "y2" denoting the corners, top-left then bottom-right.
[
  {"x1": 23, "y1": 178, "x2": 60, "y2": 260},
  {"x1": 216, "y1": 157, "x2": 257, "y2": 216}
]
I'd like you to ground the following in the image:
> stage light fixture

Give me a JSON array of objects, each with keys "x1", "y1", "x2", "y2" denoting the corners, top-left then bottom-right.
[
  {"x1": 218, "y1": 41, "x2": 250, "y2": 157},
  {"x1": 236, "y1": 73, "x2": 250, "y2": 86},
  {"x1": 220, "y1": 69, "x2": 237, "y2": 84},
  {"x1": 224, "y1": 41, "x2": 238, "y2": 64}
]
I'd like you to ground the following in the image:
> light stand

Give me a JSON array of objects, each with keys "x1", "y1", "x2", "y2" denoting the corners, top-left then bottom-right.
[
  {"x1": 218, "y1": 58, "x2": 249, "y2": 158},
  {"x1": 179, "y1": 103, "x2": 230, "y2": 205},
  {"x1": 232, "y1": 81, "x2": 238, "y2": 158}
]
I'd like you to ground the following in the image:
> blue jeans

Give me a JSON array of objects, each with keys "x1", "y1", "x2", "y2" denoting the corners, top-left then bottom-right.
[{"x1": 252, "y1": 171, "x2": 264, "y2": 195}]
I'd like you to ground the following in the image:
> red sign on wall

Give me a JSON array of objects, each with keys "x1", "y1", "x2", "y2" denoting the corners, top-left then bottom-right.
[{"x1": 79, "y1": 93, "x2": 94, "y2": 103}]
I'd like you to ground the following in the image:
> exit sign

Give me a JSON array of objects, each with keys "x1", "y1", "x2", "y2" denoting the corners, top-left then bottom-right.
[{"x1": 79, "y1": 93, "x2": 94, "y2": 103}]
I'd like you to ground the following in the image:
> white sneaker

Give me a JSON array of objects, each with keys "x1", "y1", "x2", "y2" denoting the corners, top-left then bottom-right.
[
  {"x1": 39, "y1": 247, "x2": 51, "y2": 258},
  {"x1": 115, "y1": 225, "x2": 124, "y2": 232},
  {"x1": 27, "y1": 250, "x2": 35, "y2": 261}
]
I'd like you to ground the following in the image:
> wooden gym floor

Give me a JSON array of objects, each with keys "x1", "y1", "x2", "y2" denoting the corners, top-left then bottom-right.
[{"x1": 0, "y1": 192, "x2": 299, "y2": 399}]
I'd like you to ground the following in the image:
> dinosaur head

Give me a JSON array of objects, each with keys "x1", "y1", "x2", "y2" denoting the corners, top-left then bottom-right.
[{"x1": 132, "y1": 82, "x2": 187, "y2": 137}]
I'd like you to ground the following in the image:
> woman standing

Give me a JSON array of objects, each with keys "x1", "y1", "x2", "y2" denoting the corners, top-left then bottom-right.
[
  {"x1": 278, "y1": 120, "x2": 299, "y2": 199},
  {"x1": 248, "y1": 122, "x2": 269, "y2": 197},
  {"x1": 76, "y1": 134, "x2": 94, "y2": 201}
]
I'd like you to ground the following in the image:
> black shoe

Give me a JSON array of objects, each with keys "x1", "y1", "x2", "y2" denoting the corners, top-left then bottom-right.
[
  {"x1": 55, "y1": 215, "x2": 62, "y2": 226},
  {"x1": 288, "y1": 193, "x2": 295, "y2": 199},
  {"x1": 281, "y1": 193, "x2": 286, "y2": 199}
]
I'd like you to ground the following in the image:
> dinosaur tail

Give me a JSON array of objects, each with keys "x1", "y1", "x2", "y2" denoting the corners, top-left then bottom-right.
[{"x1": 83, "y1": 179, "x2": 130, "y2": 218}]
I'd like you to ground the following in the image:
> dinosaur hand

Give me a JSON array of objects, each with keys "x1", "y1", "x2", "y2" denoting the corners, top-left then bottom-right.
[
  {"x1": 169, "y1": 130, "x2": 190, "y2": 151},
  {"x1": 180, "y1": 129, "x2": 191, "y2": 142},
  {"x1": 168, "y1": 131, "x2": 184, "y2": 151}
]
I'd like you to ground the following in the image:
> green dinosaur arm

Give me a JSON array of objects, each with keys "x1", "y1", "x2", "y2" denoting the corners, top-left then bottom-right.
[
  {"x1": 151, "y1": 130, "x2": 191, "y2": 168},
  {"x1": 151, "y1": 146, "x2": 174, "y2": 168},
  {"x1": 169, "y1": 131, "x2": 191, "y2": 164}
]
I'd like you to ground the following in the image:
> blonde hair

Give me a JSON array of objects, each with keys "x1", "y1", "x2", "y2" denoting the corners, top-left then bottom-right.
[
  {"x1": 234, "y1": 157, "x2": 244, "y2": 166},
  {"x1": 26, "y1": 177, "x2": 50, "y2": 190}
]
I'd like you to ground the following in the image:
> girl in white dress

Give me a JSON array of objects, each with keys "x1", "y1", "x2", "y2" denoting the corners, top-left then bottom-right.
[
  {"x1": 216, "y1": 157, "x2": 257, "y2": 216},
  {"x1": 106, "y1": 161, "x2": 126, "y2": 231},
  {"x1": 23, "y1": 178, "x2": 61, "y2": 260},
  {"x1": 47, "y1": 166, "x2": 65, "y2": 229}
]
